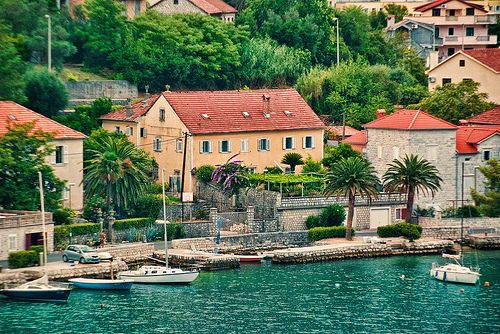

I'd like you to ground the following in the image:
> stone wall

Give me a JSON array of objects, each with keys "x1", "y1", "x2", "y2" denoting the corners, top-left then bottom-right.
[
  {"x1": 419, "y1": 217, "x2": 500, "y2": 240},
  {"x1": 466, "y1": 235, "x2": 500, "y2": 249},
  {"x1": 65, "y1": 80, "x2": 138, "y2": 101}
]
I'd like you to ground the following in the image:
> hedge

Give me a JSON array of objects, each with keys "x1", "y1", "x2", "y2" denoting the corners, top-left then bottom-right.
[
  {"x1": 377, "y1": 223, "x2": 422, "y2": 241},
  {"x1": 55, "y1": 223, "x2": 101, "y2": 245},
  {"x1": 308, "y1": 226, "x2": 354, "y2": 242},
  {"x1": 113, "y1": 218, "x2": 156, "y2": 231},
  {"x1": 8, "y1": 250, "x2": 39, "y2": 269}
]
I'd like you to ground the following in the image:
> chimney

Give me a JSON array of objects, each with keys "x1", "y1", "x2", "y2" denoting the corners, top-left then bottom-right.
[
  {"x1": 387, "y1": 15, "x2": 395, "y2": 28},
  {"x1": 262, "y1": 94, "x2": 270, "y2": 114},
  {"x1": 126, "y1": 98, "x2": 133, "y2": 117},
  {"x1": 165, "y1": 84, "x2": 171, "y2": 92},
  {"x1": 458, "y1": 120, "x2": 469, "y2": 126},
  {"x1": 376, "y1": 109, "x2": 386, "y2": 119}
]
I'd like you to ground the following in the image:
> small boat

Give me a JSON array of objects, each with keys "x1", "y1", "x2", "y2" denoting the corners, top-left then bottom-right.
[
  {"x1": 68, "y1": 278, "x2": 133, "y2": 290},
  {"x1": 118, "y1": 266, "x2": 199, "y2": 284},
  {"x1": 0, "y1": 274, "x2": 71, "y2": 302},
  {"x1": 238, "y1": 255, "x2": 265, "y2": 263},
  {"x1": 430, "y1": 253, "x2": 481, "y2": 285}
]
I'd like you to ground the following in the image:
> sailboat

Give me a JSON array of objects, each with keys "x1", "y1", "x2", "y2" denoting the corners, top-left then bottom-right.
[
  {"x1": 117, "y1": 169, "x2": 199, "y2": 284},
  {"x1": 68, "y1": 260, "x2": 133, "y2": 290},
  {"x1": 429, "y1": 161, "x2": 481, "y2": 285},
  {"x1": 0, "y1": 172, "x2": 72, "y2": 302}
]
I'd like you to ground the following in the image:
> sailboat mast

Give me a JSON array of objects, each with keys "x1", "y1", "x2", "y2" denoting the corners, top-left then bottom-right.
[
  {"x1": 161, "y1": 169, "x2": 168, "y2": 269},
  {"x1": 38, "y1": 171, "x2": 48, "y2": 266},
  {"x1": 460, "y1": 161, "x2": 465, "y2": 264}
]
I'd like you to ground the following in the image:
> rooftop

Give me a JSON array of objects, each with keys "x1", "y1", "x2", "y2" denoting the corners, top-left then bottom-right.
[
  {"x1": 150, "y1": 0, "x2": 237, "y2": 14},
  {"x1": 463, "y1": 49, "x2": 500, "y2": 73},
  {"x1": 467, "y1": 105, "x2": 500, "y2": 125},
  {"x1": 326, "y1": 125, "x2": 360, "y2": 138},
  {"x1": 364, "y1": 109, "x2": 457, "y2": 130},
  {"x1": 0, "y1": 101, "x2": 86, "y2": 139},
  {"x1": 342, "y1": 130, "x2": 366, "y2": 145},
  {"x1": 456, "y1": 126, "x2": 500, "y2": 154},
  {"x1": 414, "y1": 0, "x2": 486, "y2": 13}
]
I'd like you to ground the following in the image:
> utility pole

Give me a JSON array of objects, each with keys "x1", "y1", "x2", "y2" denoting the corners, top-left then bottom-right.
[
  {"x1": 180, "y1": 132, "x2": 189, "y2": 223},
  {"x1": 334, "y1": 18, "x2": 340, "y2": 68},
  {"x1": 45, "y1": 14, "x2": 52, "y2": 72},
  {"x1": 341, "y1": 112, "x2": 346, "y2": 140}
]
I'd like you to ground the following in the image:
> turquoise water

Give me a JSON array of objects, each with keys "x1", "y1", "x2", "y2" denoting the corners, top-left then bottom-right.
[{"x1": 1, "y1": 251, "x2": 499, "y2": 334}]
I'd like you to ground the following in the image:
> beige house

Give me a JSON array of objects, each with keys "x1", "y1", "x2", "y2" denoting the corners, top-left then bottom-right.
[
  {"x1": 62, "y1": 0, "x2": 147, "y2": 19},
  {"x1": 101, "y1": 88, "x2": 325, "y2": 194},
  {"x1": 149, "y1": 0, "x2": 237, "y2": 22},
  {"x1": 0, "y1": 102, "x2": 85, "y2": 210},
  {"x1": 427, "y1": 49, "x2": 500, "y2": 104}
]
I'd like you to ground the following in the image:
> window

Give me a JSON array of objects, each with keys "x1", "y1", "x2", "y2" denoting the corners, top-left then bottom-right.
[
  {"x1": 159, "y1": 108, "x2": 165, "y2": 122},
  {"x1": 395, "y1": 208, "x2": 407, "y2": 220},
  {"x1": 432, "y1": 8, "x2": 441, "y2": 16},
  {"x1": 8, "y1": 234, "x2": 17, "y2": 251},
  {"x1": 459, "y1": 59, "x2": 465, "y2": 67},
  {"x1": 442, "y1": 78, "x2": 452, "y2": 85},
  {"x1": 153, "y1": 137, "x2": 162, "y2": 152},
  {"x1": 303, "y1": 136, "x2": 314, "y2": 149},
  {"x1": 140, "y1": 128, "x2": 147, "y2": 138},
  {"x1": 200, "y1": 140, "x2": 212, "y2": 154},
  {"x1": 447, "y1": 48, "x2": 455, "y2": 56},
  {"x1": 241, "y1": 139, "x2": 249, "y2": 153},
  {"x1": 126, "y1": 127, "x2": 133, "y2": 136},
  {"x1": 283, "y1": 137, "x2": 294, "y2": 150},
  {"x1": 483, "y1": 150, "x2": 491, "y2": 161},
  {"x1": 176, "y1": 139, "x2": 183, "y2": 153},
  {"x1": 258, "y1": 138, "x2": 270, "y2": 151},
  {"x1": 466, "y1": 27, "x2": 474, "y2": 37},
  {"x1": 462, "y1": 78, "x2": 473, "y2": 82},
  {"x1": 448, "y1": 27, "x2": 454, "y2": 36},
  {"x1": 449, "y1": 9, "x2": 456, "y2": 16},
  {"x1": 174, "y1": 0, "x2": 179, "y2": 4},
  {"x1": 392, "y1": 146, "x2": 400, "y2": 159},
  {"x1": 219, "y1": 140, "x2": 231, "y2": 153},
  {"x1": 115, "y1": 126, "x2": 121, "y2": 133},
  {"x1": 466, "y1": 8, "x2": 475, "y2": 16},
  {"x1": 377, "y1": 146, "x2": 383, "y2": 159},
  {"x1": 55, "y1": 146, "x2": 64, "y2": 164},
  {"x1": 435, "y1": 27, "x2": 440, "y2": 38}
]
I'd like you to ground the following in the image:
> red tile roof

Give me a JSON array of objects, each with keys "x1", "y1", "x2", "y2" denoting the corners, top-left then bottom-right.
[
  {"x1": 190, "y1": 0, "x2": 237, "y2": 14},
  {"x1": 414, "y1": 0, "x2": 486, "y2": 13},
  {"x1": 163, "y1": 88, "x2": 324, "y2": 135},
  {"x1": 0, "y1": 101, "x2": 86, "y2": 139},
  {"x1": 101, "y1": 94, "x2": 161, "y2": 122},
  {"x1": 467, "y1": 105, "x2": 500, "y2": 125},
  {"x1": 456, "y1": 126, "x2": 500, "y2": 154},
  {"x1": 364, "y1": 109, "x2": 457, "y2": 130},
  {"x1": 463, "y1": 49, "x2": 500, "y2": 73},
  {"x1": 326, "y1": 125, "x2": 360, "y2": 137},
  {"x1": 342, "y1": 130, "x2": 366, "y2": 145}
]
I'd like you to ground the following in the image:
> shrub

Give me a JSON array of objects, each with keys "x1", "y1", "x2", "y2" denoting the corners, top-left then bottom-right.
[
  {"x1": 196, "y1": 165, "x2": 215, "y2": 184},
  {"x1": 113, "y1": 218, "x2": 155, "y2": 231},
  {"x1": 131, "y1": 194, "x2": 162, "y2": 218},
  {"x1": 456, "y1": 205, "x2": 481, "y2": 218},
  {"x1": 194, "y1": 209, "x2": 208, "y2": 220},
  {"x1": 302, "y1": 156, "x2": 324, "y2": 174},
  {"x1": 54, "y1": 223, "x2": 101, "y2": 246},
  {"x1": 52, "y1": 208, "x2": 76, "y2": 225},
  {"x1": 415, "y1": 206, "x2": 435, "y2": 217},
  {"x1": 320, "y1": 204, "x2": 346, "y2": 227},
  {"x1": 442, "y1": 206, "x2": 457, "y2": 218},
  {"x1": 8, "y1": 250, "x2": 39, "y2": 269},
  {"x1": 305, "y1": 215, "x2": 321, "y2": 229},
  {"x1": 308, "y1": 226, "x2": 354, "y2": 242},
  {"x1": 24, "y1": 69, "x2": 68, "y2": 118},
  {"x1": 377, "y1": 223, "x2": 422, "y2": 241},
  {"x1": 168, "y1": 223, "x2": 186, "y2": 240},
  {"x1": 30, "y1": 245, "x2": 43, "y2": 254},
  {"x1": 82, "y1": 195, "x2": 108, "y2": 223}
]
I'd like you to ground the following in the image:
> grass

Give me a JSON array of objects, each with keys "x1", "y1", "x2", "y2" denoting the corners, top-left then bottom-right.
[{"x1": 34, "y1": 64, "x2": 111, "y2": 81}]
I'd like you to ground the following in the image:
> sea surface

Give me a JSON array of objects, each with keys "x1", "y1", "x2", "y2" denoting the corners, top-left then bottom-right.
[{"x1": 1, "y1": 251, "x2": 499, "y2": 334}]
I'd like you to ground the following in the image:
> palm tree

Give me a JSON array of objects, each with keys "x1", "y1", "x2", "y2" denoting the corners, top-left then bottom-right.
[
  {"x1": 324, "y1": 156, "x2": 380, "y2": 240},
  {"x1": 84, "y1": 131, "x2": 154, "y2": 215},
  {"x1": 281, "y1": 152, "x2": 304, "y2": 173},
  {"x1": 383, "y1": 154, "x2": 442, "y2": 223}
]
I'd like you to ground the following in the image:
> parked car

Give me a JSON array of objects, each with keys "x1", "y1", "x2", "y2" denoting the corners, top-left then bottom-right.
[{"x1": 62, "y1": 245, "x2": 100, "y2": 264}]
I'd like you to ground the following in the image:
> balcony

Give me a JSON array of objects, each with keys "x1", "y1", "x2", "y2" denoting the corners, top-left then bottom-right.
[
  {"x1": 442, "y1": 35, "x2": 498, "y2": 45},
  {"x1": 409, "y1": 14, "x2": 497, "y2": 26}
]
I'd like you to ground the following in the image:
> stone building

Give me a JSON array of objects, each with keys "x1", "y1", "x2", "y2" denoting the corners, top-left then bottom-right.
[
  {"x1": 149, "y1": 0, "x2": 237, "y2": 22},
  {"x1": 0, "y1": 211, "x2": 54, "y2": 261}
]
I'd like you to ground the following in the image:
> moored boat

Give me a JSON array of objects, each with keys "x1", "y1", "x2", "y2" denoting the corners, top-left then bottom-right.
[
  {"x1": 0, "y1": 274, "x2": 71, "y2": 303},
  {"x1": 118, "y1": 266, "x2": 199, "y2": 284},
  {"x1": 238, "y1": 255, "x2": 265, "y2": 263},
  {"x1": 430, "y1": 254, "x2": 481, "y2": 285},
  {"x1": 68, "y1": 278, "x2": 133, "y2": 290}
]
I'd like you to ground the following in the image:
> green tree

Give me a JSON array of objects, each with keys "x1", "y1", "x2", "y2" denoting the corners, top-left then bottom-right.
[
  {"x1": 322, "y1": 143, "x2": 361, "y2": 169},
  {"x1": 471, "y1": 159, "x2": 500, "y2": 217},
  {"x1": 302, "y1": 155, "x2": 325, "y2": 174},
  {"x1": 0, "y1": 123, "x2": 64, "y2": 211},
  {"x1": 0, "y1": 25, "x2": 27, "y2": 102},
  {"x1": 53, "y1": 98, "x2": 113, "y2": 135},
  {"x1": 383, "y1": 154, "x2": 443, "y2": 223},
  {"x1": 239, "y1": 37, "x2": 311, "y2": 87},
  {"x1": 411, "y1": 80, "x2": 495, "y2": 124},
  {"x1": 24, "y1": 69, "x2": 68, "y2": 117},
  {"x1": 384, "y1": 4, "x2": 409, "y2": 23},
  {"x1": 281, "y1": 153, "x2": 305, "y2": 173},
  {"x1": 239, "y1": 0, "x2": 340, "y2": 65},
  {"x1": 324, "y1": 157, "x2": 380, "y2": 240},
  {"x1": 83, "y1": 129, "x2": 154, "y2": 215}
]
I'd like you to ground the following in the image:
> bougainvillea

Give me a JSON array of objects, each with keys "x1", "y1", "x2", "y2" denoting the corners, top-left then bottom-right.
[{"x1": 211, "y1": 159, "x2": 249, "y2": 195}]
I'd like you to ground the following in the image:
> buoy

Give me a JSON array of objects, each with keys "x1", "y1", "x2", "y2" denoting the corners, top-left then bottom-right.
[
  {"x1": 334, "y1": 283, "x2": 340, "y2": 288},
  {"x1": 484, "y1": 281, "x2": 490, "y2": 287},
  {"x1": 460, "y1": 289, "x2": 464, "y2": 293},
  {"x1": 400, "y1": 275, "x2": 405, "y2": 280},
  {"x1": 100, "y1": 304, "x2": 104, "y2": 309}
]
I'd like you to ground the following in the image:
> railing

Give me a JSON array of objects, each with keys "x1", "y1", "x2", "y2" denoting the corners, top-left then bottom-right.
[
  {"x1": 0, "y1": 212, "x2": 52, "y2": 229},
  {"x1": 475, "y1": 15, "x2": 497, "y2": 24},
  {"x1": 476, "y1": 36, "x2": 490, "y2": 41},
  {"x1": 445, "y1": 16, "x2": 458, "y2": 21},
  {"x1": 445, "y1": 36, "x2": 459, "y2": 42}
]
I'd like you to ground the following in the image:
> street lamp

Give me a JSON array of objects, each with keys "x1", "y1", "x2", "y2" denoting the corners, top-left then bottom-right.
[
  {"x1": 333, "y1": 17, "x2": 340, "y2": 68},
  {"x1": 44, "y1": 14, "x2": 51, "y2": 72}
]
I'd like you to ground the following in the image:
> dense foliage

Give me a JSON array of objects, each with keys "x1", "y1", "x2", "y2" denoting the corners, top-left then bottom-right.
[
  {"x1": 53, "y1": 98, "x2": 114, "y2": 135},
  {"x1": 0, "y1": 123, "x2": 64, "y2": 211},
  {"x1": 195, "y1": 165, "x2": 216, "y2": 184},
  {"x1": 24, "y1": 69, "x2": 68, "y2": 118},
  {"x1": 8, "y1": 250, "x2": 39, "y2": 269},
  {"x1": 211, "y1": 159, "x2": 249, "y2": 195},
  {"x1": 377, "y1": 222, "x2": 422, "y2": 241},
  {"x1": 442, "y1": 205, "x2": 481, "y2": 218},
  {"x1": 472, "y1": 159, "x2": 500, "y2": 217},
  {"x1": 54, "y1": 222, "x2": 101, "y2": 247},
  {"x1": 308, "y1": 226, "x2": 354, "y2": 242},
  {"x1": 52, "y1": 207, "x2": 76, "y2": 225},
  {"x1": 322, "y1": 143, "x2": 361, "y2": 168},
  {"x1": 305, "y1": 204, "x2": 346, "y2": 229},
  {"x1": 0, "y1": 24, "x2": 27, "y2": 102},
  {"x1": 281, "y1": 153, "x2": 305, "y2": 173}
]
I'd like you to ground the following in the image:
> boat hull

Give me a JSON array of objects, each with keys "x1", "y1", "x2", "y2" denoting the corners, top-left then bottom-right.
[
  {"x1": 68, "y1": 278, "x2": 133, "y2": 290},
  {"x1": 430, "y1": 267, "x2": 481, "y2": 285},
  {"x1": 239, "y1": 255, "x2": 264, "y2": 263},
  {"x1": 118, "y1": 271, "x2": 199, "y2": 284},
  {"x1": 0, "y1": 288, "x2": 71, "y2": 302}
]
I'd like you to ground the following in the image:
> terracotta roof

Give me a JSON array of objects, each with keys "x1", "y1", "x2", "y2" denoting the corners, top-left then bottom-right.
[
  {"x1": 456, "y1": 126, "x2": 500, "y2": 154},
  {"x1": 342, "y1": 130, "x2": 367, "y2": 145},
  {"x1": 463, "y1": 49, "x2": 500, "y2": 73},
  {"x1": 327, "y1": 125, "x2": 360, "y2": 137},
  {"x1": 0, "y1": 101, "x2": 86, "y2": 139},
  {"x1": 468, "y1": 105, "x2": 500, "y2": 125},
  {"x1": 414, "y1": 0, "x2": 486, "y2": 13},
  {"x1": 364, "y1": 109, "x2": 457, "y2": 130},
  {"x1": 101, "y1": 94, "x2": 161, "y2": 122},
  {"x1": 189, "y1": 0, "x2": 237, "y2": 14},
  {"x1": 162, "y1": 88, "x2": 324, "y2": 135}
]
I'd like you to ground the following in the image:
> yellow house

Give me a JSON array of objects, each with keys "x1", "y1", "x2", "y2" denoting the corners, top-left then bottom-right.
[
  {"x1": 100, "y1": 88, "x2": 325, "y2": 194},
  {"x1": 427, "y1": 48, "x2": 500, "y2": 104}
]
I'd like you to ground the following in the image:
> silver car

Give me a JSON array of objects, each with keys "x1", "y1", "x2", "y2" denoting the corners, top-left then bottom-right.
[{"x1": 62, "y1": 245, "x2": 100, "y2": 264}]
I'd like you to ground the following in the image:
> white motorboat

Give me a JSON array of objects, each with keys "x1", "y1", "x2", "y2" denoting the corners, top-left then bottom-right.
[
  {"x1": 430, "y1": 253, "x2": 481, "y2": 285},
  {"x1": 117, "y1": 169, "x2": 199, "y2": 285}
]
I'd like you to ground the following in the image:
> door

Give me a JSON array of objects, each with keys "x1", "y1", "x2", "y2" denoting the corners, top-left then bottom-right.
[{"x1": 370, "y1": 208, "x2": 390, "y2": 229}]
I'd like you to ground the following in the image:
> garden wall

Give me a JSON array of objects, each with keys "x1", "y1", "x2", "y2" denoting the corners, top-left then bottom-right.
[{"x1": 419, "y1": 217, "x2": 500, "y2": 240}]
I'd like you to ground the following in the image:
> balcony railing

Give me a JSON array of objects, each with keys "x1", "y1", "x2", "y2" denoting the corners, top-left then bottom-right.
[
  {"x1": 445, "y1": 16, "x2": 459, "y2": 21},
  {"x1": 475, "y1": 15, "x2": 497, "y2": 24},
  {"x1": 476, "y1": 35, "x2": 491, "y2": 41},
  {"x1": 445, "y1": 36, "x2": 459, "y2": 42}
]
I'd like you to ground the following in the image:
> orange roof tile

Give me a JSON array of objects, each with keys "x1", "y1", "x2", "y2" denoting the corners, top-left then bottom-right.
[
  {"x1": 414, "y1": 0, "x2": 486, "y2": 13},
  {"x1": 101, "y1": 94, "x2": 161, "y2": 122},
  {"x1": 463, "y1": 49, "x2": 500, "y2": 72},
  {"x1": 456, "y1": 126, "x2": 500, "y2": 154},
  {"x1": 342, "y1": 130, "x2": 366, "y2": 145},
  {"x1": 0, "y1": 101, "x2": 86, "y2": 139},
  {"x1": 190, "y1": 0, "x2": 237, "y2": 14},
  {"x1": 364, "y1": 109, "x2": 457, "y2": 130},
  {"x1": 326, "y1": 126, "x2": 360, "y2": 137},
  {"x1": 468, "y1": 105, "x2": 500, "y2": 125}
]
